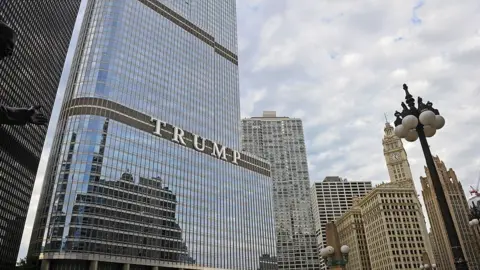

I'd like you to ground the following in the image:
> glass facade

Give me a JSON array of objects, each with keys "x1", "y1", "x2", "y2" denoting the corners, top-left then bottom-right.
[
  {"x1": 0, "y1": 1, "x2": 81, "y2": 268},
  {"x1": 242, "y1": 113, "x2": 320, "y2": 270},
  {"x1": 28, "y1": 0, "x2": 276, "y2": 269}
]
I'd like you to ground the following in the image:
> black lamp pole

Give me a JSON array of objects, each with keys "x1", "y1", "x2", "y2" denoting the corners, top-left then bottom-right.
[
  {"x1": 393, "y1": 84, "x2": 468, "y2": 270},
  {"x1": 469, "y1": 201, "x2": 480, "y2": 226}
]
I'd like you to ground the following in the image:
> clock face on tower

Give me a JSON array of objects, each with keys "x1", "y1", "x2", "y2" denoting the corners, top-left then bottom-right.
[{"x1": 390, "y1": 152, "x2": 401, "y2": 161}]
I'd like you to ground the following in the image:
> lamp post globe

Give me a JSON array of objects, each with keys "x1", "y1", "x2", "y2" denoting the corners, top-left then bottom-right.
[
  {"x1": 435, "y1": 115, "x2": 445, "y2": 129},
  {"x1": 470, "y1": 219, "x2": 479, "y2": 226},
  {"x1": 393, "y1": 84, "x2": 469, "y2": 270},
  {"x1": 468, "y1": 193, "x2": 480, "y2": 226}
]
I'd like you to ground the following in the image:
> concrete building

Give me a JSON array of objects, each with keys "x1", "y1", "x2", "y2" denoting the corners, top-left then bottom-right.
[
  {"x1": 358, "y1": 181, "x2": 430, "y2": 269},
  {"x1": 242, "y1": 111, "x2": 319, "y2": 270},
  {"x1": 428, "y1": 232, "x2": 440, "y2": 267},
  {"x1": 311, "y1": 177, "x2": 372, "y2": 269},
  {"x1": 335, "y1": 198, "x2": 371, "y2": 270},
  {"x1": 335, "y1": 122, "x2": 434, "y2": 270},
  {"x1": 421, "y1": 157, "x2": 480, "y2": 269}
]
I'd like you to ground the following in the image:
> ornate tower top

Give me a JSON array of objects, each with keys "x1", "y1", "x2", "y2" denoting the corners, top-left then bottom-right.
[
  {"x1": 382, "y1": 119, "x2": 414, "y2": 183},
  {"x1": 384, "y1": 121, "x2": 394, "y2": 137}
]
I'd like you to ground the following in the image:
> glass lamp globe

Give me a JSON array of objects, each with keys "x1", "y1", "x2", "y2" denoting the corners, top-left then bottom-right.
[
  {"x1": 394, "y1": 125, "x2": 407, "y2": 138},
  {"x1": 423, "y1": 125, "x2": 436, "y2": 137},
  {"x1": 405, "y1": 130, "x2": 418, "y2": 142},
  {"x1": 419, "y1": 110, "x2": 436, "y2": 126},
  {"x1": 340, "y1": 245, "x2": 350, "y2": 254},
  {"x1": 402, "y1": 115, "x2": 418, "y2": 129},
  {"x1": 420, "y1": 265, "x2": 424, "y2": 269},
  {"x1": 325, "y1": 246, "x2": 335, "y2": 255},
  {"x1": 470, "y1": 219, "x2": 479, "y2": 226},
  {"x1": 435, "y1": 115, "x2": 445, "y2": 129},
  {"x1": 319, "y1": 248, "x2": 328, "y2": 257}
]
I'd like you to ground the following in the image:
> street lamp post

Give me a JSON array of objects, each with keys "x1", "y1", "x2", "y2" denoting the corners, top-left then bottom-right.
[
  {"x1": 468, "y1": 195, "x2": 479, "y2": 227},
  {"x1": 392, "y1": 84, "x2": 468, "y2": 270},
  {"x1": 319, "y1": 222, "x2": 349, "y2": 269}
]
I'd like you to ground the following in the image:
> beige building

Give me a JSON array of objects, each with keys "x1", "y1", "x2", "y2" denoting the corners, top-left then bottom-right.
[
  {"x1": 420, "y1": 157, "x2": 480, "y2": 269},
  {"x1": 310, "y1": 177, "x2": 372, "y2": 269},
  {"x1": 335, "y1": 198, "x2": 371, "y2": 270},
  {"x1": 428, "y1": 232, "x2": 440, "y2": 266},
  {"x1": 335, "y1": 122, "x2": 434, "y2": 270}
]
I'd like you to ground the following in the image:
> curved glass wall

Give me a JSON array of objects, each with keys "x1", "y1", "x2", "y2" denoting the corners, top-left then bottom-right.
[
  {"x1": 35, "y1": 115, "x2": 275, "y2": 269},
  {"x1": 29, "y1": 0, "x2": 276, "y2": 269},
  {"x1": 67, "y1": 0, "x2": 241, "y2": 148}
]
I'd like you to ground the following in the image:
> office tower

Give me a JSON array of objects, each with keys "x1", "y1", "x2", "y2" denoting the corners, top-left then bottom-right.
[
  {"x1": 420, "y1": 157, "x2": 480, "y2": 269},
  {"x1": 428, "y1": 232, "x2": 441, "y2": 267},
  {"x1": 338, "y1": 122, "x2": 434, "y2": 270},
  {"x1": 28, "y1": 1, "x2": 276, "y2": 269},
  {"x1": 383, "y1": 122, "x2": 413, "y2": 183},
  {"x1": 357, "y1": 182, "x2": 431, "y2": 269},
  {"x1": 382, "y1": 121, "x2": 434, "y2": 255},
  {"x1": 362, "y1": 122, "x2": 432, "y2": 270},
  {"x1": 242, "y1": 111, "x2": 318, "y2": 269},
  {"x1": 0, "y1": 1, "x2": 81, "y2": 268},
  {"x1": 310, "y1": 176, "x2": 372, "y2": 269},
  {"x1": 335, "y1": 198, "x2": 372, "y2": 270}
]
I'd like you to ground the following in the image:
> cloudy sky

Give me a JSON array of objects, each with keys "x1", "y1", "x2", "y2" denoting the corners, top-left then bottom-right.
[{"x1": 17, "y1": 0, "x2": 480, "y2": 261}]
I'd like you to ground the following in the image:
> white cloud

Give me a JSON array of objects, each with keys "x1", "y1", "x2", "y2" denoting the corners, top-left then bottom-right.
[
  {"x1": 237, "y1": 0, "x2": 480, "y2": 232},
  {"x1": 240, "y1": 88, "x2": 267, "y2": 117}
]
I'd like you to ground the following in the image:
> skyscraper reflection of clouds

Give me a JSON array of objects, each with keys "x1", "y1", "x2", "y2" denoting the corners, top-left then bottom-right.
[{"x1": 28, "y1": 1, "x2": 276, "y2": 269}]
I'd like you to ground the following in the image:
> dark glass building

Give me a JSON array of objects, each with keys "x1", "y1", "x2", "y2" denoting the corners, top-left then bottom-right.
[
  {"x1": 28, "y1": 1, "x2": 276, "y2": 269},
  {"x1": 0, "y1": 1, "x2": 81, "y2": 268}
]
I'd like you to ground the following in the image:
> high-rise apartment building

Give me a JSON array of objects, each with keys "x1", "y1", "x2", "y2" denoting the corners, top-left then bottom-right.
[
  {"x1": 310, "y1": 176, "x2": 372, "y2": 269},
  {"x1": 335, "y1": 198, "x2": 371, "y2": 270},
  {"x1": 242, "y1": 111, "x2": 319, "y2": 269},
  {"x1": 28, "y1": 1, "x2": 276, "y2": 269},
  {"x1": 0, "y1": 1, "x2": 81, "y2": 268},
  {"x1": 336, "y1": 122, "x2": 434, "y2": 270},
  {"x1": 420, "y1": 157, "x2": 480, "y2": 269}
]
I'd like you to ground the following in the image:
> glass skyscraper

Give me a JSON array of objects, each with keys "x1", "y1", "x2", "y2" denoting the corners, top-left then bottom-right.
[
  {"x1": 242, "y1": 111, "x2": 320, "y2": 270},
  {"x1": 28, "y1": 1, "x2": 276, "y2": 269},
  {"x1": 0, "y1": 1, "x2": 81, "y2": 268}
]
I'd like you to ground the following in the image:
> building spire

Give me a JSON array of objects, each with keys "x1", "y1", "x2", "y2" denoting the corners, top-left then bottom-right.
[{"x1": 384, "y1": 113, "x2": 394, "y2": 132}]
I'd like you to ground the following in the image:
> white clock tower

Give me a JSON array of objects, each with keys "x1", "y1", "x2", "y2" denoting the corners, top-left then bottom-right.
[{"x1": 382, "y1": 121, "x2": 413, "y2": 183}]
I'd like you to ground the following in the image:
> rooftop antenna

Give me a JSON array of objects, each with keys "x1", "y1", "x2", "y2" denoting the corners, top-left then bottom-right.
[{"x1": 384, "y1": 113, "x2": 389, "y2": 124}]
